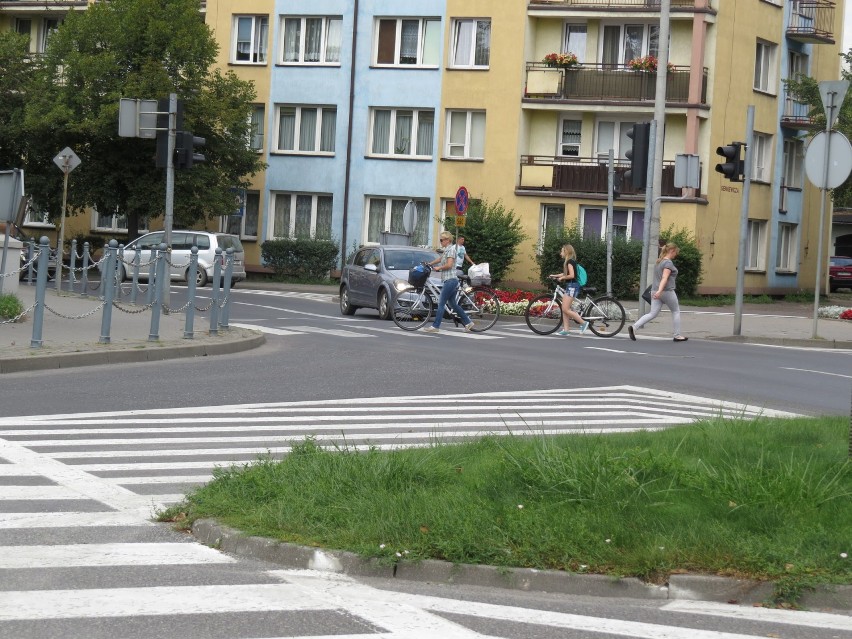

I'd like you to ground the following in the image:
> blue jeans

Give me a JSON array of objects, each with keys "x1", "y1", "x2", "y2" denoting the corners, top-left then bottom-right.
[{"x1": 432, "y1": 277, "x2": 472, "y2": 328}]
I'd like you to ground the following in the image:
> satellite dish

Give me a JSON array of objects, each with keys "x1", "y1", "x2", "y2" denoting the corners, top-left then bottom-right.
[{"x1": 402, "y1": 200, "x2": 416, "y2": 234}]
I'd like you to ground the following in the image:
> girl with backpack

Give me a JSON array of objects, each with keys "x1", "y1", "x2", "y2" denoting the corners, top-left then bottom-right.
[{"x1": 550, "y1": 244, "x2": 589, "y2": 336}]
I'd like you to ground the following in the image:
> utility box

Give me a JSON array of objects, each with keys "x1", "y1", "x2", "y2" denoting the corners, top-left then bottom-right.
[{"x1": 0, "y1": 235, "x2": 22, "y2": 295}]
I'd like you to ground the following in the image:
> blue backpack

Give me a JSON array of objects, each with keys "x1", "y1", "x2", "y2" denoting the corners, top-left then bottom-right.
[{"x1": 575, "y1": 263, "x2": 588, "y2": 286}]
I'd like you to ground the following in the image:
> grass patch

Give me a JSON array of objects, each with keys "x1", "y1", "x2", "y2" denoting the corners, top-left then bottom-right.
[
  {"x1": 0, "y1": 292, "x2": 25, "y2": 321},
  {"x1": 161, "y1": 417, "x2": 851, "y2": 601}
]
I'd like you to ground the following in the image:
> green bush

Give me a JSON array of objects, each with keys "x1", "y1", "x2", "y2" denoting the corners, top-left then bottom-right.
[
  {"x1": 0, "y1": 293, "x2": 25, "y2": 321},
  {"x1": 441, "y1": 198, "x2": 527, "y2": 284},
  {"x1": 536, "y1": 225, "x2": 703, "y2": 298},
  {"x1": 261, "y1": 238, "x2": 339, "y2": 280}
]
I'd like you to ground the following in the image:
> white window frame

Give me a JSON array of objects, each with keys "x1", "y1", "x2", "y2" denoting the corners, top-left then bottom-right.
[
  {"x1": 600, "y1": 23, "x2": 659, "y2": 66},
  {"x1": 281, "y1": 16, "x2": 342, "y2": 65},
  {"x1": 40, "y1": 18, "x2": 61, "y2": 53},
  {"x1": 232, "y1": 15, "x2": 269, "y2": 64},
  {"x1": 776, "y1": 222, "x2": 798, "y2": 272},
  {"x1": 92, "y1": 209, "x2": 148, "y2": 234},
  {"x1": 369, "y1": 108, "x2": 434, "y2": 159},
  {"x1": 559, "y1": 118, "x2": 582, "y2": 157},
  {"x1": 754, "y1": 39, "x2": 776, "y2": 93},
  {"x1": 449, "y1": 18, "x2": 490, "y2": 68},
  {"x1": 782, "y1": 138, "x2": 803, "y2": 189},
  {"x1": 752, "y1": 132, "x2": 772, "y2": 183},
  {"x1": 746, "y1": 219, "x2": 767, "y2": 271},
  {"x1": 365, "y1": 197, "x2": 429, "y2": 245},
  {"x1": 220, "y1": 191, "x2": 259, "y2": 239},
  {"x1": 445, "y1": 110, "x2": 485, "y2": 159},
  {"x1": 249, "y1": 105, "x2": 265, "y2": 152},
  {"x1": 274, "y1": 105, "x2": 336, "y2": 155},
  {"x1": 271, "y1": 192, "x2": 334, "y2": 240},
  {"x1": 539, "y1": 204, "x2": 566, "y2": 250},
  {"x1": 373, "y1": 17, "x2": 440, "y2": 67},
  {"x1": 581, "y1": 207, "x2": 644, "y2": 241},
  {"x1": 563, "y1": 24, "x2": 587, "y2": 64},
  {"x1": 595, "y1": 120, "x2": 636, "y2": 161}
]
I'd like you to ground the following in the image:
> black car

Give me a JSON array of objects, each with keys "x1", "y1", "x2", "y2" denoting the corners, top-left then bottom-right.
[{"x1": 339, "y1": 245, "x2": 440, "y2": 320}]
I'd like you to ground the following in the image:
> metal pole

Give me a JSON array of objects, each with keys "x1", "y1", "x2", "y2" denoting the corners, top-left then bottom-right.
[
  {"x1": 209, "y1": 247, "x2": 222, "y2": 336},
  {"x1": 80, "y1": 242, "x2": 89, "y2": 297},
  {"x1": 149, "y1": 242, "x2": 167, "y2": 341},
  {"x1": 69, "y1": 239, "x2": 77, "y2": 293},
  {"x1": 219, "y1": 248, "x2": 234, "y2": 330},
  {"x1": 27, "y1": 239, "x2": 35, "y2": 284},
  {"x1": 30, "y1": 237, "x2": 50, "y2": 348},
  {"x1": 0, "y1": 224, "x2": 10, "y2": 295},
  {"x1": 639, "y1": 121, "x2": 658, "y2": 315},
  {"x1": 606, "y1": 149, "x2": 614, "y2": 295},
  {"x1": 55, "y1": 162, "x2": 69, "y2": 293},
  {"x1": 99, "y1": 240, "x2": 117, "y2": 344},
  {"x1": 734, "y1": 105, "x2": 755, "y2": 336},
  {"x1": 163, "y1": 92, "x2": 177, "y2": 313},
  {"x1": 184, "y1": 247, "x2": 198, "y2": 339},
  {"x1": 130, "y1": 249, "x2": 140, "y2": 305}
]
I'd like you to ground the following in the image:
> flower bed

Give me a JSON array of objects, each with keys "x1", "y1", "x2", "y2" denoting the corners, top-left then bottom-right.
[
  {"x1": 818, "y1": 305, "x2": 852, "y2": 320},
  {"x1": 493, "y1": 288, "x2": 538, "y2": 316}
]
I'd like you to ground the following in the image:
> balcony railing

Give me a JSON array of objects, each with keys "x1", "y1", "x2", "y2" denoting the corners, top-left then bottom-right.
[
  {"x1": 780, "y1": 93, "x2": 819, "y2": 129},
  {"x1": 528, "y1": 0, "x2": 706, "y2": 8},
  {"x1": 786, "y1": 0, "x2": 835, "y2": 44},
  {"x1": 518, "y1": 155, "x2": 689, "y2": 198},
  {"x1": 524, "y1": 63, "x2": 707, "y2": 105}
]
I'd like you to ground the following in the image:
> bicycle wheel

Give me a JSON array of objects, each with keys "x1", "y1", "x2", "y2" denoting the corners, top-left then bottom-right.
[
  {"x1": 586, "y1": 296, "x2": 626, "y2": 337},
  {"x1": 392, "y1": 287, "x2": 434, "y2": 331},
  {"x1": 463, "y1": 286, "x2": 500, "y2": 332},
  {"x1": 524, "y1": 294, "x2": 563, "y2": 335}
]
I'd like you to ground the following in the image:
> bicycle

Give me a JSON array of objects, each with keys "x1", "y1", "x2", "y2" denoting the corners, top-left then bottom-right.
[
  {"x1": 392, "y1": 268, "x2": 500, "y2": 332},
  {"x1": 524, "y1": 277, "x2": 626, "y2": 337}
]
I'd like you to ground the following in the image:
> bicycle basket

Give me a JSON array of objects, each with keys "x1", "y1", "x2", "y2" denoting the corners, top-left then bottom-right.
[{"x1": 408, "y1": 263, "x2": 431, "y2": 287}]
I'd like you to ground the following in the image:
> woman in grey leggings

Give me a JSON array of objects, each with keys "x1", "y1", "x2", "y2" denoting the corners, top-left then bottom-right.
[{"x1": 628, "y1": 242, "x2": 688, "y2": 342}]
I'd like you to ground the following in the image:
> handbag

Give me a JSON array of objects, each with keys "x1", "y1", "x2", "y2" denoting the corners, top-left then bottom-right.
[{"x1": 641, "y1": 286, "x2": 653, "y2": 304}]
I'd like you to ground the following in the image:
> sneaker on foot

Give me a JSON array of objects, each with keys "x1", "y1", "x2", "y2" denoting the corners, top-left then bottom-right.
[
  {"x1": 673, "y1": 335, "x2": 688, "y2": 342},
  {"x1": 557, "y1": 329, "x2": 570, "y2": 336},
  {"x1": 464, "y1": 322, "x2": 476, "y2": 332},
  {"x1": 580, "y1": 321, "x2": 590, "y2": 334},
  {"x1": 628, "y1": 326, "x2": 636, "y2": 341},
  {"x1": 422, "y1": 326, "x2": 439, "y2": 333}
]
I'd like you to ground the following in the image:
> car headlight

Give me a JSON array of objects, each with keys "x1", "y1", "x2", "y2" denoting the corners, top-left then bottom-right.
[{"x1": 393, "y1": 278, "x2": 411, "y2": 292}]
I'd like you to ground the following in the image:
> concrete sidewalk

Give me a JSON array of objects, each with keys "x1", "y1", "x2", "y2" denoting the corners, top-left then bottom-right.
[{"x1": 1, "y1": 281, "x2": 850, "y2": 374}]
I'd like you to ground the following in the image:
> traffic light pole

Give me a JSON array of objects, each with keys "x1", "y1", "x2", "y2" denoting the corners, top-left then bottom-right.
[
  {"x1": 606, "y1": 149, "x2": 614, "y2": 295},
  {"x1": 733, "y1": 105, "x2": 755, "y2": 336},
  {"x1": 638, "y1": 121, "x2": 658, "y2": 315},
  {"x1": 163, "y1": 92, "x2": 177, "y2": 311}
]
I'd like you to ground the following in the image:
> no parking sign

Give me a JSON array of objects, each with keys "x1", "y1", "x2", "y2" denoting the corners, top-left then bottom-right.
[{"x1": 454, "y1": 186, "x2": 469, "y2": 214}]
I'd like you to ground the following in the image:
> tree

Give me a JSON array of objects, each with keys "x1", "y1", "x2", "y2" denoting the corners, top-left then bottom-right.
[{"x1": 19, "y1": 0, "x2": 264, "y2": 239}]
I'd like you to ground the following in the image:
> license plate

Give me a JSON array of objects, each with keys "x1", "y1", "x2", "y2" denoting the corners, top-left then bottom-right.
[
  {"x1": 234, "y1": 260, "x2": 243, "y2": 265},
  {"x1": 838, "y1": 271, "x2": 850, "y2": 277}
]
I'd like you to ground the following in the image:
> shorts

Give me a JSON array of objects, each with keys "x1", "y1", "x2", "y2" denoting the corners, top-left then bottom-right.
[{"x1": 564, "y1": 282, "x2": 581, "y2": 298}]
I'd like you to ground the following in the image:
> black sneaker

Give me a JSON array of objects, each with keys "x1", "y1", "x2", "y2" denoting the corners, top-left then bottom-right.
[{"x1": 628, "y1": 326, "x2": 636, "y2": 341}]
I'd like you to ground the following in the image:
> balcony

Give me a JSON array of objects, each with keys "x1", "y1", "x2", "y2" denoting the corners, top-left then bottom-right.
[
  {"x1": 786, "y1": 0, "x2": 835, "y2": 44},
  {"x1": 524, "y1": 63, "x2": 707, "y2": 106},
  {"x1": 518, "y1": 155, "x2": 690, "y2": 198},
  {"x1": 780, "y1": 93, "x2": 819, "y2": 130},
  {"x1": 528, "y1": 0, "x2": 710, "y2": 10},
  {"x1": 0, "y1": 1, "x2": 88, "y2": 7}
]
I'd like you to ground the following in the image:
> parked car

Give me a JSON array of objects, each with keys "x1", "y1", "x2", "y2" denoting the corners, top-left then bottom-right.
[
  {"x1": 829, "y1": 256, "x2": 852, "y2": 292},
  {"x1": 340, "y1": 244, "x2": 441, "y2": 320},
  {"x1": 106, "y1": 231, "x2": 246, "y2": 287}
]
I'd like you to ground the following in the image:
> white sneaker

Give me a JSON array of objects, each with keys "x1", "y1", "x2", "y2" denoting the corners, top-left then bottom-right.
[
  {"x1": 464, "y1": 322, "x2": 476, "y2": 332},
  {"x1": 422, "y1": 326, "x2": 439, "y2": 333}
]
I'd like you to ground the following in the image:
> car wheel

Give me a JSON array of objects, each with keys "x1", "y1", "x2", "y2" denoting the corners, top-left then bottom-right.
[
  {"x1": 377, "y1": 288, "x2": 392, "y2": 320},
  {"x1": 340, "y1": 285, "x2": 358, "y2": 315},
  {"x1": 191, "y1": 267, "x2": 209, "y2": 288}
]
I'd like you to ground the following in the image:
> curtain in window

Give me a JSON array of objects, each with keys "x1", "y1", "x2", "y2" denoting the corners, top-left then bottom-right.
[
  {"x1": 372, "y1": 110, "x2": 390, "y2": 154},
  {"x1": 244, "y1": 193, "x2": 259, "y2": 236},
  {"x1": 278, "y1": 108, "x2": 295, "y2": 151},
  {"x1": 453, "y1": 21, "x2": 472, "y2": 66},
  {"x1": 565, "y1": 25, "x2": 586, "y2": 63},
  {"x1": 295, "y1": 195, "x2": 312, "y2": 239},
  {"x1": 561, "y1": 120, "x2": 581, "y2": 157},
  {"x1": 601, "y1": 26, "x2": 619, "y2": 67},
  {"x1": 416, "y1": 111, "x2": 433, "y2": 156},
  {"x1": 411, "y1": 200, "x2": 429, "y2": 246},
  {"x1": 470, "y1": 112, "x2": 485, "y2": 158},
  {"x1": 623, "y1": 25, "x2": 643, "y2": 64},
  {"x1": 325, "y1": 18, "x2": 342, "y2": 62},
  {"x1": 273, "y1": 194, "x2": 292, "y2": 238},
  {"x1": 236, "y1": 17, "x2": 252, "y2": 61},
  {"x1": 305, "y1": 18, "x2": 322, "y2": 62},
  {"x1": 618, "y1": 122, "x2": 635, "y2": 160},
  {"x1": 256, "y1": 17, "x2": 269, "y2": 63},
  {"x1": 316, "y1": 196, "x2": 333, "y2": 239},
  {"x1": 97, "y1": 211, "x2": 112, "y2": 228},
  {"x1": 474, "y1": 20, "x2": 490, "y2": 66},
  {"x1": 448, "y1": 112, "x2": 466, "y2": 157},
  {"x1": 250, "y1": 107, "x2": 264, "y2": 151},
  {"x1": 422, "y1": 20, "x2": 440, "y2": 65},
  {"x1": 367, "y1": 199, "x2": 385, "y2": 242},
  {"x1": 299, "y1": 108, "x2": 317, "y2": 152},
  {"x1": 400, "y1": 20, "x2": 418, "y2": 64},
  {"x1": 543, "y1": 206, "x2": 565, "y2": 239},
  {"x1": 648, "y1": 26, "x2": 660, "y2": 59},
  {"x1": 394, "y1": 111, "x2": 412, "y2": 155},
  {"x1": 582, "y1": 209, "x2": 603, "y2": 240},
  {"x1": 283, "y1": 18, "x2": 300, "y2": 62},
  {"x1": 596, "y1": 121, "x2": 614, "y2": 158},
  {"x1": 377, "y1": 20, "x2": 396, "y2": 64},
  {"x1": 390, "y1": 199, "x2": 406, "y2": 234},
  {"x1": 320, "y1": 108, "x2": 336, "y2": 152}
]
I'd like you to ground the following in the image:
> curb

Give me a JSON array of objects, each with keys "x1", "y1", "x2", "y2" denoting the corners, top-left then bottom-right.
[
  {"x1": 190, "y1": 519, "x2": 852, "y2": 611},
  {"x1": 0, "y1": 331, "x2": 265, "y2": 374},
  {"x1": 710, "y1": 335, "x2": 852, "y2": 349}
]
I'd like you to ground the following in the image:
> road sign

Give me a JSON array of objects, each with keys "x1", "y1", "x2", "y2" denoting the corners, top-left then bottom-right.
[
  {"x1": 53, "y1": 147, "x2": 81, "y2": 174},
  {"x1": 805, "y1": 130, "x2": 852, "y2": 189},
  {"x1": 818, "y1": 80, "x2": 849, "y2": 128},
  {"x1": 455, "y1": 215, "x2": 466, "y2": 228},
  {"x1": 455, "y1": 186, "x2": 469, "y2": 214},
  {"x1": 674, "y1": 153, "x2": 700, "y2": 188}
]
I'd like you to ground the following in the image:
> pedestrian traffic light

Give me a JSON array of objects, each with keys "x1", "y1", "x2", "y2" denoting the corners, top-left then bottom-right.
[
  {"x1": 624, "y1": 122, "x2": 651, "y2": 190},
  {"x1": 714, "y1": 143, "x2": 744, "y2": 182},
  {"x1": 155, "y1": 98, "x2": 183, "y2": 169},
  {"x1": 175, "y1": 131, "x2": 206, "y2": 169}
]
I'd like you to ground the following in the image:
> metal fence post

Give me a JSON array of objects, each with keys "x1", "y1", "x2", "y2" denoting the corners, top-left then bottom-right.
[
  {"x1": 146, "y1": 245, "x2": 158, "y2": 306},
  {"x1": 184, "y1": 246, "x2": 198, "y2": 339},
  {"x1": 99, "y1": 239, "x2": 118, "y2": 344},
  {"x1": 116, "y1": 244, "x2": 125, "y2": 299},
  {"x1": 27, "y1": 239, "x2": 35, "y2": 284},
  {"x1": 131, "y1": 249, "x2": 141, "y2": 305},
  {"x1": 69, "y1": 239, "x2": 77, "y2": 292},
  {"x1": 208, "y1": 247, "x2": 222, "y2": 336},
  {"x1": 30, "y1": 237, "x2": 50, "y2": 348},
  {"x1": 80, "y1": 242, "x2": 90, "y2": 297},
  {"x1": 98, "y1": 243, "x2": 108, "y2": 299},
  {"x1": 149, "y1": 242, "x2": 166, "y2": 341},
  {"x1": 219, "y1": 247, "x2": 234, "y2": 330}
]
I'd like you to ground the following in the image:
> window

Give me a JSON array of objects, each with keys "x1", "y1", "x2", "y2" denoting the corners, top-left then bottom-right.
[
  {"x1": 540, "y1": 205, "x2": 565, "y2": 248},
  {"x1": 282, "y1": 16, "x2": 342, "y2": 64},
  {"x1": 601, "y1": 24, "x2": 658, "y2": 67},
  {"x1": 233, "y1": 15, "x2": 268, "y2": 64},
  {"x1": 450, "y1": 18, "x2": 490, "y2": 68},
  {"x1": 754, "y1": 40, "x2": 776, "y2": 93},
  {"x1": 249, "y1": 105, "x2": 264, "y2": 152},
  {"x1": 365, "y1": 197, "x2": 429, "y2": 246},
  {"x1": 746, "y1": 220, "x2": 766, "y2": 270},
  {"x1": 15, "y1": 19, "x2": 32, "y2": 49},
  {"x1": 273, "y1": 193, "x2": 333, "y2": 240},
  {"x1": 782, "y1": 138, "x2": 803, "y2": 188},
  {"x1": 375, "y1": 18, "x2": 440, "y2": 66},
  {"x1": 776, "y1": 223, "x2": 798, "y2": 271},
  {"x1": 445, "y1": 110, "x2": 485, "y2": 159},
  {"x1": 596, "y1": 120, "x2": 636, "y2": 161},
  {"x1": 40, "y1": 18, "x2": 61, "y2": 53},
  {"x1": 787, "y1": 50, "x2": 808, "y2": 79},
  {"x1": 581, "y1": 207, "x2": 644, "y2": 241},
  {"x1": 276, "y1": 105, "x2": 336, "y2": 154},
  {"x1": 370, "y1": 108, "x2": 434, "y2": 158},
  {"x1": 564, "y1": 25, "x2": 587, "y2": 63},
  {"x1": 752, "y1": 132, "x2": 772, "y2": 182},
  {"x1": 93, "y1": 210, "x2": 147, "y2": 234},
  {"x1": 221, "y1": 191, "x2": 259, "y2": 238},
  {"x1": 560, "y1": 120, "x2": 581, "y2": 157}
]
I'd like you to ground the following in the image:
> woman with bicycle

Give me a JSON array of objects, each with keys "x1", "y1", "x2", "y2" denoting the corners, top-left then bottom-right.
[
  {"x1": 550, "y1": 244, "x2": 589, "y2": 336},
  {"x1": 423, "y1": 231, "x2": 475, "y2": 333}
]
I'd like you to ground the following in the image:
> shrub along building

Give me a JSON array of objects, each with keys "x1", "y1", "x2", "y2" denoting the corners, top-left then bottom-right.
[{"x1": 1, "y1": 0, "x2": 845, "y2": 293}]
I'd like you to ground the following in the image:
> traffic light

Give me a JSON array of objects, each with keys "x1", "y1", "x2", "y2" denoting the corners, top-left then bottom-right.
[
  {"x1": 714, "y1": 143, "x2": 744, "y2": 182},
  {"x1": 155, "y1": 98, "x2": 183, "y2": 169},
  {"x1": 175, "y1": 131, "x2": 206, "y2": 169},
  {"x1": 624, "y1": 122, "x2": 651, "y2": 190}
]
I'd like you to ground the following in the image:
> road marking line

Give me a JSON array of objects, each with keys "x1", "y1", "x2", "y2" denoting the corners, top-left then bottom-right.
[
  {"x1": 782, "y1": 366, "x2": 852, "y2": 379},
  {"x1": 0, "y1": 486, "x2": 95, "y2": 500},
  {"x1": 0, "y1": 543, "x2": 236, "y2": 569},
  {"x1": 0, "y1": 511, "x2": 155, "y2": 529},
  {"x1": 230, "y1": 323, "x2": 304, "y2": 336},
  {"x1": 662, "y1": 600, "x2": 852, "y2": 631}
]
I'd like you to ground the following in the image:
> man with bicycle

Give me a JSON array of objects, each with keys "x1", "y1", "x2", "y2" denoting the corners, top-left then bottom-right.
[{"x1": 423, "y1": 231, "x2": 475, "y2": 333}]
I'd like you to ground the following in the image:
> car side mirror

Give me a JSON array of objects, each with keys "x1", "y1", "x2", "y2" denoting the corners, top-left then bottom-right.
[{"x1": 364, "y1": 263, "x2": 378, "y2": 272}]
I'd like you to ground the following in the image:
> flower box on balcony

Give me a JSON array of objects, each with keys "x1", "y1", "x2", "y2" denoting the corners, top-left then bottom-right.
[{"x1": 542, "y1": 52, "x2": 579, "y2": 69}]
